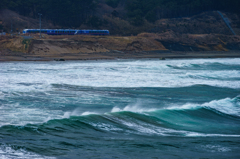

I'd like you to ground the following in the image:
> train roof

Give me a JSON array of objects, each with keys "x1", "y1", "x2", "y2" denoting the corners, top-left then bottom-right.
[{"x1": 23, "y1": 29, "x2": 109, "y2": 31}]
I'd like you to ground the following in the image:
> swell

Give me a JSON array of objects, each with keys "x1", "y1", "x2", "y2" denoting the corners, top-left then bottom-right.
[
  {"x1": 1, "y1": 85, "x2": 240, "y2": 132},
  {"x1": 1, "y1": 101, "x2": 240, "y2": 138},
  {"x1": 51, "y1": 84, "x2": 240, "y2": 101},
  {"x1": 167, "y1": 62, "x2": 240, "y2": 71}
]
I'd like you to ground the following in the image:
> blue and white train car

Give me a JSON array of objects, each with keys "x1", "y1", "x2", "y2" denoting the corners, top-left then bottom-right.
[
  {"x1": 46, "y1": 29, "x2": 77, "y2": 35},
  {"x1": 23, "y1": 29, "x2": 49, "y2": 34},
  {"x1": 23, "y1": 29, "x2": 77, "y2": 35},
  {"x1": 23, "y1": 29, "x2": 110, "y2": 35},
  {"x1": 75, "y1": 30, "x2": 109, "y2": 35}
]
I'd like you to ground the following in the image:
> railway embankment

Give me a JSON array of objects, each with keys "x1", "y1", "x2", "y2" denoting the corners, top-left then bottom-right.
[{"x1": 1, "y1": 33, "x2": 240, "y2": 61}]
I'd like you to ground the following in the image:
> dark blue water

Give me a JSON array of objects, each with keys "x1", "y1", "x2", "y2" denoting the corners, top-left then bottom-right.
[{"x1": 0, "y1": 58, "x2": 240, "y2": 158}]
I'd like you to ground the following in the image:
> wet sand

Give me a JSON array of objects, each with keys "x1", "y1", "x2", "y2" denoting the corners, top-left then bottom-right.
[{"x1": 0, "y1": 50, "x2": 240, "y2": 61}]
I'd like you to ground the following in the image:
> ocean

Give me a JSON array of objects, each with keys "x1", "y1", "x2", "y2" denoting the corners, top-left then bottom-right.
[{"x1": 0, "y1": 58, "x2": 240, "y2": 159}]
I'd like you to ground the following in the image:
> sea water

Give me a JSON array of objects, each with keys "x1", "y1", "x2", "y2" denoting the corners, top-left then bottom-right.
[{"x1": 0, "y1": 58, "x2": 239, "y2": 158}]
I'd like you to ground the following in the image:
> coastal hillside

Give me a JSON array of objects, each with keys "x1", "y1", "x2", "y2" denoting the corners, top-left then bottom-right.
[
  {"x1": 1, "y1": 9, "x2": 240, "y2": 36},
  {"x1": 1, "y1": 1, "x2": 240, "y2": 61},
  {"x1": 1, "y1": 32, "x2": 240, "y2": 61},
  {"x1": 1, "y1": 0, "x2": 240, "y2": 35}
]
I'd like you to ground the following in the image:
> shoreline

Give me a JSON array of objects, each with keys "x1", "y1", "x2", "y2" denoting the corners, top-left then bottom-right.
[{"x1": 1, "y1": 50, "x2": 240, "y2": 62}]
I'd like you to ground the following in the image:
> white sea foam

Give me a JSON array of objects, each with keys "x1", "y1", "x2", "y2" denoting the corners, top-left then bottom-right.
[
  {"x1": 0, "y1": 59, "x2": 239, "y2": 127},
  {"x1": 167, "y1": 103, "x2": 202, "y2": 110},
  {"x1": 81, "y1": 111, "x2": 98, "y2": 116},
  {"x1": 167, "y1": 97, "x2": 240, "y2": 116},
  {"x1": 111, "y1": 96, "x2": 240, "y2": 117},
  {"x1": 0, "y1": 144, "x2": 55, "y2": 159},
  {"x1": 93, "y1": 112, "x2": 240, "y2": 136},
  {"x1": 202, "y1": 97, "x2": 240, "y2": 116},
  {"x1": 0, "y1": 59, "x2": 239, "y2": 92},
  {"x1": 0, "y1": 103, "x2": 64, "y2": 127},
  {"x1": 200, "y1": 144, "x2": 232, "y2": 152},
  {"x1": 0, "y1": 96, "x2": 238, "y2": 127},
  {"x1": 90, "y1": 122, "x2": 123, "y2": 132},
  {"x1": 186, "y1": 132, "x2": 240, "y2": 137},
  {"x1": 103, "y1": 115, "x2": 166, "y2": 135},
  {"x1": 63, "y1": 108, "x2": 98, "y2": 118},
  {"x1": 111, "y1": 100, "x2": 156, "y2": 113}
]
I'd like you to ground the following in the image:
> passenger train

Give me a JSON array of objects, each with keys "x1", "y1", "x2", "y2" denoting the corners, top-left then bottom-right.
[{"x1": 22, "y1": 29, "x2": 110, "y2": 35}]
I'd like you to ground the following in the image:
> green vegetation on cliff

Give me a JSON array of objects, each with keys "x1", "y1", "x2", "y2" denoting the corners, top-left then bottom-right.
[
  {"x1": 1, "y1": 0, "x2": 240, "y2": 35},
  {"x1": 126, "y1": 0, "x2": 240, "y2": 25},
  {"x1": 1, "y1": 0, "x2": 240, "y2": 28},
  {"x1": 0, "y1": 0, "x2": 97, "y2": 27}
]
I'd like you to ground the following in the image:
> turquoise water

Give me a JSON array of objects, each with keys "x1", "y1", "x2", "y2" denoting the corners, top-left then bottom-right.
[{"x1": 0, "y1": 58, "x2": 240, "y2": 158}]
